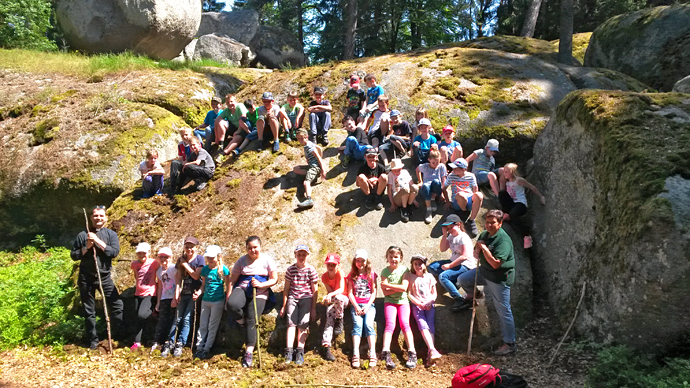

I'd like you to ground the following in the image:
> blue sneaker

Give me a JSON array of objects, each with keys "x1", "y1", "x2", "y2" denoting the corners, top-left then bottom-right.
[
  {"x1": 272, "y1": 141, "x2": 280, "y2": 152},
  {"x1": 295, "y1": 348, "x2": 305, "y2": 365}
]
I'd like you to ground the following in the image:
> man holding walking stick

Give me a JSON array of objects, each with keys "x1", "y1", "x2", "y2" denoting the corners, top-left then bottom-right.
[
  {"x1": 456, "y1": 209, "x2": 517, "y2": 356},
  {"x1": 71, "y1": 206, "x2": 123, "y2": 350}
]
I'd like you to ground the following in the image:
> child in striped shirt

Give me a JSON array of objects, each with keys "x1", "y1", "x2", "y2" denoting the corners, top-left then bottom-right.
[
  {"x1": 280, "y1": 244, "x2": 319, "y2": 365},
  {"x1": 443, "y1": 158, "x2": 483, "y2": 236},
  {"x1": 293, "y1": 129, "x2": 327, "y2": 209}
]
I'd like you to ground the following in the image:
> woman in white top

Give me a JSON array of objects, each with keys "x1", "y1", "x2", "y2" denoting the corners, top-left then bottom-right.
[
  {"x1": 498, "y1": 163, "x2": 546, "y2": 249},
  {"x1": 225, "y1": 236, "x2": 278, "y2": 368}
]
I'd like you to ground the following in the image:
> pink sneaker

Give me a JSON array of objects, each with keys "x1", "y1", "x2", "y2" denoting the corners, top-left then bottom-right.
[
  {"x1": 130, "y1": 342, "x2": 141, "y2": 351},
  {"x1": 523, "y1": 236, "x2": 533, "y2": 249}
]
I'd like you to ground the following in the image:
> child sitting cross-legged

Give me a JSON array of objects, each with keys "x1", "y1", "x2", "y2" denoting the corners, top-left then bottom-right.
[{"x1": 280, "y1": 244, "x2": 319, "y2": 365}]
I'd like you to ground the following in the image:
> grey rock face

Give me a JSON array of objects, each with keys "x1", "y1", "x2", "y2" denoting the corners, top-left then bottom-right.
[
  {"x1": 673, "y1": 75, "x2": 690, "y2": 93},
  {"x1": 56, "y1": 0, "x2": 201, "y2": 60},
  {"x1": 192, "y1": 34, "x2": 256, "y2": 67},
  {"x1": 529, "y1": 90, "x2": 690, "y2": 354},
  {"x1": 584, "y1": 4, "x2": 690, "y2": 91},
  {"x1": 196, "y1": 10, "x2": 260, "y2": 45},
  {"x1": 250, "y1": 25, "x2": 306, "y2": 69}
]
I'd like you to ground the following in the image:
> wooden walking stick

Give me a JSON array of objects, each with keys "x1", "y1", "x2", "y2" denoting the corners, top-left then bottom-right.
[
  {"x1": 466, "y1": 263, "x2": 480, "y2": 356},
  {"x1": 253, "y1": 287, "x2": 262, "y2": 369},
  {"x1": 83, "y1": 208, "x2": 113, "y2": 354},
  {"x1": 191, "y1": 298, "x2": 198, "y2": 352}
]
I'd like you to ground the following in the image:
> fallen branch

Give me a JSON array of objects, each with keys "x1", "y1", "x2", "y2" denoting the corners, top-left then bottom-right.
[{"x1": 548, "y1": 282, "x2": 586, "y2": 366}]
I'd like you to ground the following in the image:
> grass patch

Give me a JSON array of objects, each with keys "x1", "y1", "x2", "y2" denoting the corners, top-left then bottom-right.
[
  {"x1": 0, "y1": 49, "x2": 237, "y2": 79},
  {"x1": 589, "y1": 345, "x2": 690, "y2": 388}
]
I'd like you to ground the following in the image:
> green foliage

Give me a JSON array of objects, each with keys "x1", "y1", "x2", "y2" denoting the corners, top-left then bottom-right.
[
  {"x1": 0, "y1": 0, "x2": 56, "y2": 50},
  {"x1": 589, "y1": 346, "x2": 690, "y2": 388},
  {"x1": 0, "y1": 247, "x2": 82, "y2": 349}
]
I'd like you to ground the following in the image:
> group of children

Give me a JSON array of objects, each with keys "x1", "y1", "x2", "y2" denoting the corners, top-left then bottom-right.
[{"x1": 130, "y1": 236, "x2": 447, "y2": 369}]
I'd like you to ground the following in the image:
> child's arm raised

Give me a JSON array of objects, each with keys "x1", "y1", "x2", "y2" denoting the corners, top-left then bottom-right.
[{"x1": 517, "y1": 177, "x2": 546, "y2": 205}]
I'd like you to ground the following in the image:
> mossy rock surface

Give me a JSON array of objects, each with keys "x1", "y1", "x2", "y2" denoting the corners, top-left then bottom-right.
[
  {"x1": 530, "y1": 90, "x2": 690, "y2": 354},
  {"x1": 584, "y1": 4, "x2": 690, "y2": 91},
  {"x1": 0, "y1": 68, "x2": 249, "y2": 248}
]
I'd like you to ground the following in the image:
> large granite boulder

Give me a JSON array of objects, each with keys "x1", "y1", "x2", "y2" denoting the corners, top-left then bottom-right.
[
  {"x1": 584, "y1": 5, "x2": 690, "y2": 92},
  {"x1": 56, "y1": 0, "x2": 201, "y2": 60},
  {"x1": 196, "y1": 10, "x2": 260, "y2": 46},
  {"x1": 192, "y1": 34, "x2": 256, "y2": 67},
  {"x1": 674, "y1": 75, "x2": 690, "y2": 94},
  {"x1": 529, "y1": 90, "x2": 690, "y2": 354},
  {"x1": 249, "y1": 25, "x2": 306, "y2": 69}
]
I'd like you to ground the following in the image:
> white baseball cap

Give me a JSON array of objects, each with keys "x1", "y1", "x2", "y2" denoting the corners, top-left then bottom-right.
[
  {"x1": 354, "y1": 249, "x2": 368, "y2": 260},
  {"x1": 204, "y1": 245, "x2": 222, "y2": 258},
  {"x1": 135, "y1": 242, "x2": 151, "y2": 253}
]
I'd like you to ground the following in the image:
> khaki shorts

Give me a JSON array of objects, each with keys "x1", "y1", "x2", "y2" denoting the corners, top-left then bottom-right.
[{"x1": 392, "y1": 184, "x2": 418, "y2": 206}]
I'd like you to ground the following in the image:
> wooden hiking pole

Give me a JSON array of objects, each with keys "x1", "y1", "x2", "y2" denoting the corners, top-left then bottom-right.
[
  {"x1": 83, "y1": 208, "x2": 113, "y2": 354},
  {"x1": 253, "y1": 288, "x2": 262, "y2": 369},
  {"x1": 467, "y1": 263, "x2": 480, "y2": 356}
]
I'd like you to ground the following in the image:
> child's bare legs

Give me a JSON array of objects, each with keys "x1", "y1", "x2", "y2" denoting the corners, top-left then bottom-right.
[
  {"x1": 278, "y1": 112, "x2": 290, "y2": 136},
  {"x1": 352, "y1": 335, "x2": 361, "y2": 358},
  {"x1": 223, "y1": 132, "x2": 244, "y2": 154},
  {"x1": 257, "y1": 119, "x2": 266, "y2": 141},
  {"x1": 296, "y1": 328, "x2": 308, "y2": 348},
  {"x1": 451, "y1": 146, "x2": 463, "y2": 162},
  {"x1": 293, "y1": 166, "x2": 312, "y2": 198},
  {"x1": 471, "y1": 191, "x2": 483, "y2": 220},
  {"x1": 440, "y1": 146, "x2": 449, "y2": 164},
  {"x1": 488, "y1": 171, "x2": 500, "y2": 197},
  {"x1": 214, "y1": 120, "x2": 229, "y2": 145},
  {"x1": 356, "y1": 174, "x2": 373, "y2": 195},
  {"x1": 287, "y1": 326, "x2": 296, "y2": 349},
  {"x1": 409, "y1": 184, "x2": 419, "y2": 207}
]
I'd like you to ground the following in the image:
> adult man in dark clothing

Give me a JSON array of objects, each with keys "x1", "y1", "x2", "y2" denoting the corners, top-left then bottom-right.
[
  {"x1": 71, "y1": 206, "x2": 124, "y2": 349},
  {"x1": 169, "y1": 136, "x2": 215, "y2": 194}
]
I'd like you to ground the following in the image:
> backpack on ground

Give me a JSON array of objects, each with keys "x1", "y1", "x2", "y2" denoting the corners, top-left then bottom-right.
[
  {"x1": 451, "y1": 363, "x2": 502, "y2": 388},
  {"x1": 497, "y1": 372, "x2": 528, "y2": 388}
]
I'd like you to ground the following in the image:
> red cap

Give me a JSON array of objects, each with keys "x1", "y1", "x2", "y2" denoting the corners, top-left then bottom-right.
[
  {"x1": 350, "y1": 75, "x2": 360, "y2": 86},
  {"x1": 325, "y1": 253, "x2": 341, "y2": 265},
  {"x1": 442, "y1": 125, "x2": 455, "y2": 133}
]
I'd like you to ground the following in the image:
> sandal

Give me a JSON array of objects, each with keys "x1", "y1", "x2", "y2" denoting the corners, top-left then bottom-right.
[
  {"x1": 351, "y1": 354, "x2": 360, "y2": 368},
  {"x1": 369, "y1": 351, "x2": 378, "y2": 367}
]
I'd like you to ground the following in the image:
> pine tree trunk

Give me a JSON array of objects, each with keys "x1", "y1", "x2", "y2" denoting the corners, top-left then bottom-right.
[
  {"x1": 558, "y1": 0, "x2": 573, "y2": 64},
  {"x1": 520, "y1": 0, "x2": 542, "y2": 37},
  {"x1": 344, "y1": 0, "x2": 358, "y2": 59},
  {"x1": 297, "y1": 0, "x2": 303, "y2": 46}
]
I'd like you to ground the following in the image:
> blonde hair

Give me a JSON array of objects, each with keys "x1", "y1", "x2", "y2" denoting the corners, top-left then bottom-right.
[
  {"x1": 189, "y1": 136, "x2": 201, "y2": 146},
  {"x1": 287, "y1": 91, "x2": 299, "y2": 99},
  {"x1": 428, "y1": 149, "x2": 440, "y2": 160},
  {"x1": 146, "y1": 149, "x2": 158, "y2": 159},
  {"x1": 216, "y1": 254, "x2": 224, "y2": 278},
  {"x1": 179, "y1": 127, "x2": 192, "y2": 136},
  {"x1": 415, "y1": 106, "x2": 428, "y2": 121},
  {"x1": 377, "y1": 95, "x2": 389, "y2": 104},
  {"x1": 503, "y1": 163, "x2": 521, "y2": 179}
]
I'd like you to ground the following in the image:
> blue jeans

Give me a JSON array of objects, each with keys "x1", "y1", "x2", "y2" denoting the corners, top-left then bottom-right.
[
  {"x1": 142, "y1": 174, "x2": 164, "y2": 198},
  {"x1": 344, "y1": 136, "x2": 371, "y2": 161},
  {"x1": 458, "y1": 268, "x2": 515, "y2": 344},
  {"x1": 420, "y1": 179, "x2": 442, "y2": 201},
  {"x1": 351, "y1": 303, "x2": 376, "y2": 338},
  {"x1": 474, "y1": 169, "x2": 498, "y2": 185},
  {"x1": 309, "y1": 111, "x2": 331, "y2": 137},
  {"x1": 167, "y1": 294, "x2": 196, "y2": 345},
  {"x1": 428, "y1": 260, "x2": 469, "y2": 299}
]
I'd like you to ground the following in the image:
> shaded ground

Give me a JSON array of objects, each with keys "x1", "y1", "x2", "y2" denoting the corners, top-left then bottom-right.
[{"x1": 0, "y1": 305, "x2": 592, "y2": 387}]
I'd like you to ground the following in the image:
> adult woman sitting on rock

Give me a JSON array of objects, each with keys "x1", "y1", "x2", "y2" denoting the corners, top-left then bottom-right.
[{"x1": 226, "y1": 236, "x2": 278, "y2": 368}]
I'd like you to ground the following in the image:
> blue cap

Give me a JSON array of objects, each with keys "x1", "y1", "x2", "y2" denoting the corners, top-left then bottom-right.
[
  {"x1": 261, "y1": 92, "x2": 274, "y2": 100},
  {"x1": 295, "y1": 244, "x2": 310, "y2": 253},
  {"x1": 450, "y1": 158, "x2": 468, "y2": 169},
  {"x1": 390, "y1": 109, "x2": 401, "y2": 117}
]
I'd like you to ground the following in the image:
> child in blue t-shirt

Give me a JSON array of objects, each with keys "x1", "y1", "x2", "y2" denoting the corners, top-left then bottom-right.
[
  {"x1": 194, "y1": 245, "x2": 229, "y2": 360},
  {"x1": 363, "y1": 73, "x2": 384, "y2": 116},
  {"x1": 194, "y1": 96, "x2": 222, "y2": 149},
  {"x1": 411, "y1": 118, "x2": 438, "y2": 166},
  {"x1": 439, "y1": 125, "x2": 462, "y2": 165}
]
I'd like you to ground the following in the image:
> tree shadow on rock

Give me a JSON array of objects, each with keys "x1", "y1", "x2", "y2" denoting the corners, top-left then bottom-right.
[{"x1": 334, "y1": 189, "x2": 370, "y2": 218}]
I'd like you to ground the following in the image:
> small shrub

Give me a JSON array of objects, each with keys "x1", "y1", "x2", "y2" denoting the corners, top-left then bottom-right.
[
  {"x1": 588, "y1": 345, "x2": 690, "y2": 388},
  {"x1": 0, "y1": 0, "x2": 56, "y2": 51},
  {"x1": 0, "y1": 247, "x2": 82, "y2": 349}
]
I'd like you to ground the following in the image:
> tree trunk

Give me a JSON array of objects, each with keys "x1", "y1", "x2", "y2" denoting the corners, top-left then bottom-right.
[
  {"x1": 520, "y1": 0, "x2": 542, "y2": 37},
  {"x1": 344, "y1": 0, "x2": 358, "y2": 59},
  {"x1": 297, "y1": 0, "x2": 303, "y2": 46},
  {"x1": 558, "y1": 0, "x2": 573, "y2": 64}
]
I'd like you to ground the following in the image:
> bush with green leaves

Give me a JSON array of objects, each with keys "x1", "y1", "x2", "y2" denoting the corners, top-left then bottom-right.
[
  {"x1": 0, "y1": 246, "x2": 82, "y2": 349},
  {"x1": 0, "y1": 0, "x2": 56, "y2": 50},
  {"x1": 589, "y1": 345, "x2": 690, "y2": 387}
]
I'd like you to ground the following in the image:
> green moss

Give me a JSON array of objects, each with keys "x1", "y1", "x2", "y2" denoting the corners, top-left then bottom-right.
[
  {"x1": 50, "y1": 89, "x2": 78, "y2": 103},
  {"x1": 226, "y1": 178, "x2": 241, "y2": 189},
  {"x1": 234, "y1": 149, "x2": 280, "y2": 173},
  {"x1": 31, "y1": 118, "x2": 59, "y2": 145},
  {"x1": 31, "y1": 104, "x2": 51, "y2": 117}
]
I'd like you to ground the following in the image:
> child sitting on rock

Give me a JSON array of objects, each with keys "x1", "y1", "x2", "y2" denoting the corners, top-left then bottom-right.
[
  {"x1": 279, "y1": 91, "x2": 305, "y2": 142},
  {"x1": 293, "y1": 129, "x2": 326, "y2": 209},
  {"x1": 338, "y1": 115, "x2": 370, "y2": 168},
  {"x1": 439, "y1": 125, "x2": 462, "y2": 165},
  {"x1": 194, "y1": 96, "x2": 222, "y2": 150},
  {"x1": 280, "y1": 244, "x2": 319, "y2": 365},
  {"x1": 499, "y1": 162, "x2": 546, "y2": 249},
  {"x1": 366, "y1": 95, "x2": 390, "y2": 151},
  {"x1": 443, "y1": 158, "x2": 483, "y2": 236},
  {"x1": 387, "y1": 158, "x2": 418, "y2": 223},
  {"x1": 169, "y1": 137, "x2": 215, "y2": 194},
  {"x1": 466, "y1": 139, "x2": 501, "y2": 197},
  {"x1": 308, "y1": 87, "x2": 332, "y2": 145},
  {"x1": 356, "y1": 148, "x2": 387, "y2": 210},
  {"x1": 411, "y1": 118, "x2": 439, "y2": 166},
  {"x1": 139, "y1": 149, "x2": 165, "y2": 198},
  {"x1": 177, "y1": 127, "x2": 193, "y2": 161},
  {"x1": 346, "y1": 75, "x2": 366, "y2": 124},
  {"x1": 320, "y1": 253, "x2": 348, "y2": 361},
  {"x1": 415, "y1": 149, "x2": 448, "y2": 224}
]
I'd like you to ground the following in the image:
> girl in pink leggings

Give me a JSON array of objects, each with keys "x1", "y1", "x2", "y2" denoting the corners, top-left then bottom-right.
[{"x1": 380, "y1": 246, "x2": 417, "y2": 369}]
